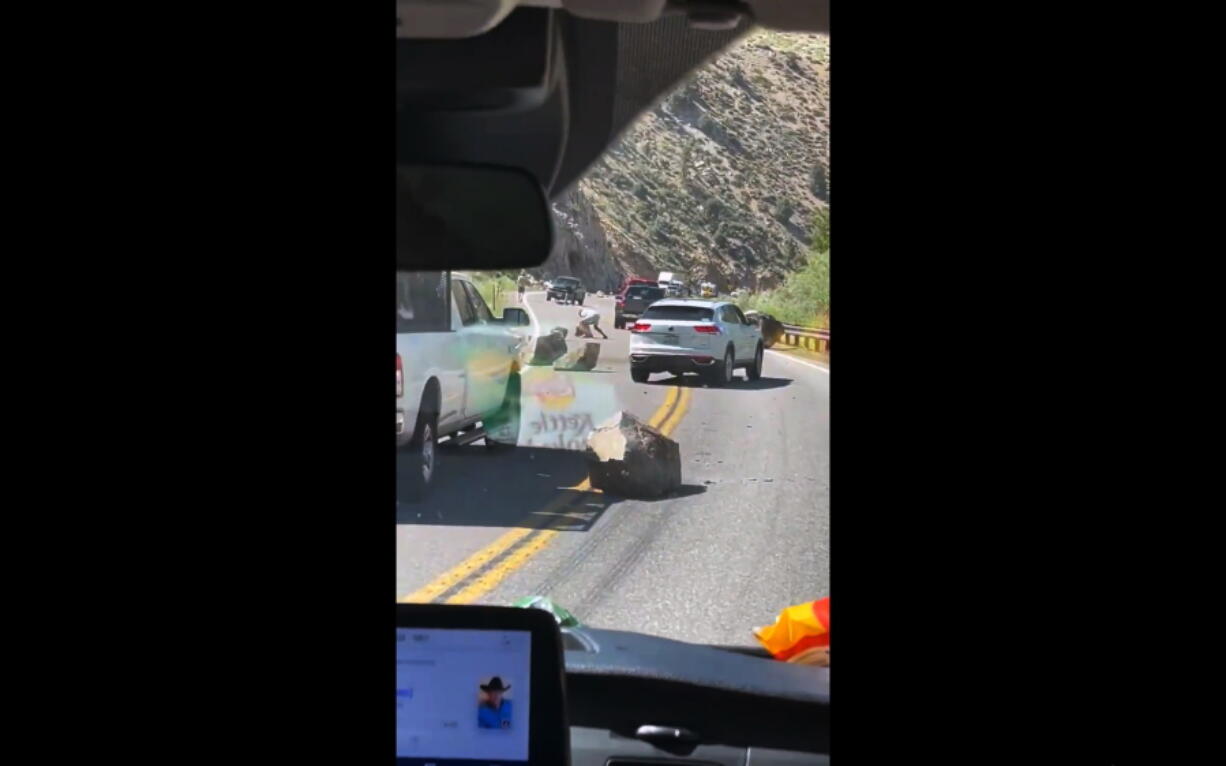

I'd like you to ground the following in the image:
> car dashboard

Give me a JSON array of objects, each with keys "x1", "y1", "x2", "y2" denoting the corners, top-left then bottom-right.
[{"x1": 562, "y1": 626, "x2": 830, "y2": 765}]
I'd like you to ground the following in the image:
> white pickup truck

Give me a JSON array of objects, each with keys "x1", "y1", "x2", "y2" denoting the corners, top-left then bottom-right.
[{"x1": 396, "y1": 271, "x2": 532, "y2": 500}]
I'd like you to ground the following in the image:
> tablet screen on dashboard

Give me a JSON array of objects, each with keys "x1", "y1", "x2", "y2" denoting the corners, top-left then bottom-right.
[{"x1": 396, "y1": 628, "x2": 532, "y2": 765}]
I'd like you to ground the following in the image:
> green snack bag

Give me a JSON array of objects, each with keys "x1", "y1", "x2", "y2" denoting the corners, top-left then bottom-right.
[{"x1": 513, "y1": 595, "x2": 581, "y2": 627}]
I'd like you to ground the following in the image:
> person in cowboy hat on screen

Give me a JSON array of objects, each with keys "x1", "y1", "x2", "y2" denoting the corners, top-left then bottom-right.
[{"x1": 477, "y1": 677, "x2": 513, "y2": 729}]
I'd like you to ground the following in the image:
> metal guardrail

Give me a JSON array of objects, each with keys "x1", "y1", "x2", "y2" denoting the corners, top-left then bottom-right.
[{"x1": 780, "y1": 324, "x2": 830, "y2": 354}]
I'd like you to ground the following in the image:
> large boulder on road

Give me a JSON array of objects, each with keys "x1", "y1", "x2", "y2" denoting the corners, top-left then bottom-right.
[
  {"x1": 761, "y1": 316, "x2": 785, "y2": 348},
  {"x1": 529, "y1": 328, "x2": 568, "y2": 365},
  {"x1": 585, "y1": 411, "x2": 682, "y2": 498},
  {"x1": 747, "y1": 311, "x2": 785, "y2": 348},
  {"x1": 554, "y1": 341, "x2": 601, "y2": 372}
]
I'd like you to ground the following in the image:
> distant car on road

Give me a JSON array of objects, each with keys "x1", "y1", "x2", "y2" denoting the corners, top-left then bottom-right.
[
  {"x1": 628, "y1": 299, "x2": 763, "y2": 386},
  {"x1": 615, "y1": 284, "x2": 666, "y2": 329},
  {"x1": 546, "y1": 276, "x2": 586, "y2": 305},
  {"x1": 397, "y1": 271, "x2": 531, "y2": 500}
]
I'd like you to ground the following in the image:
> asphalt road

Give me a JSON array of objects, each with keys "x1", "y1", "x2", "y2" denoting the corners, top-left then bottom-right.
[{"x1": 396, "y1": 291, "x2": 829, "y2": 647}]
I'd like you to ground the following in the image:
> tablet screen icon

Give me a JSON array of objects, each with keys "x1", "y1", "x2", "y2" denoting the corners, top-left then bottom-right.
[{"x1": 477, "y1": 676, "x2": 513, "y2": 730}]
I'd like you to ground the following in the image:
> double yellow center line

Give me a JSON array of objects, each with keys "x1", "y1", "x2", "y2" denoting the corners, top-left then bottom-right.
[{"x1": 400, "y1": 383, "x2": 692, "y2": 605}]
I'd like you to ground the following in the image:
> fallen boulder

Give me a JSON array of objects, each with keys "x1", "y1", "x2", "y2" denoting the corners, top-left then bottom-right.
[
  {"x1": 529, "y1": 328, "x2": 568, "y2": 365},
  {"x1": 585, "y1": 411, "x2": 682, "y2": 498},
  {"x1": 761, "y1": 316, "x2": 785, "y2": 348},
  {"x1": 748, "y1": 311, "x2": 785, "y2": 349},
  {"x1": 554, "y1": 341, "x2": 601, "y2": 371}
]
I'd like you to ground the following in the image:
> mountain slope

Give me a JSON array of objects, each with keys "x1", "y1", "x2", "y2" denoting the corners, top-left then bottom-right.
[{"x1": 544, "y1": 29, "x2": 828, "y2": 292}]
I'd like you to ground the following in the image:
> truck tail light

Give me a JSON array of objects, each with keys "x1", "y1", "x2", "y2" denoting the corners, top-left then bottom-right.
[
  {"x1": 395, "y1": 353, "x2": 403, "y2": 397},
  {"x1": 694, "y1": 324, "x2": 721, "y2": 334}
]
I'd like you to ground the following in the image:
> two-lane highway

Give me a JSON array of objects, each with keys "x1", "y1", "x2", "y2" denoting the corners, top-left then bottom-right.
[{"x1": 396, "y1": 291, "x2": 828, "y2": 646}]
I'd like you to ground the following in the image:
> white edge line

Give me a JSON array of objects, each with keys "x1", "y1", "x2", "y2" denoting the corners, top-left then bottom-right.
[{"x1": 767, "y1": 348, "x2": 830, "y2": 374}]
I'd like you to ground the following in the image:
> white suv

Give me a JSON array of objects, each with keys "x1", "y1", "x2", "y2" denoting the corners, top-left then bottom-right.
[{"x1": 628, "y1": 299, "x2": 764, "y2": 386}]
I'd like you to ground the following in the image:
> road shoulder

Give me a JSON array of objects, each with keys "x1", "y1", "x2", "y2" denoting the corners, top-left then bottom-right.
[{"x1": 767, "y1": 345, "x2": 830, "y2": 372}]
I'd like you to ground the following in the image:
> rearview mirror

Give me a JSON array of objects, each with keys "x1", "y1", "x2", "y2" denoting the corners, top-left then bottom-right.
[
  {"x1": 502, "y1": 307, "x2": 530, "y2": 327},
  {"x1": 397, "y1": 164, "x2": 553, "y2": 270}
]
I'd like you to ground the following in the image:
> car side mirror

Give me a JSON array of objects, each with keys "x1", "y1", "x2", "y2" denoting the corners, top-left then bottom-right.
[{"x1": 502, "y1": 307, "x2": 530, "y2": 327}]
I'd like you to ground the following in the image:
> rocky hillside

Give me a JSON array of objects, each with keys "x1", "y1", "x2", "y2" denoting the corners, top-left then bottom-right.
[
  {"x1": 538, "y1": 29, "x2": 828, "y2": 293},
  {"x1": 531, "y1": 186, "x2": 639, "y2": 292}
]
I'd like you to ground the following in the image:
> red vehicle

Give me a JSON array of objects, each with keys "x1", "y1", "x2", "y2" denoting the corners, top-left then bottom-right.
[
  {"x1": 616, "y1": 276, "x2": 657, "y2": 308},
  {"x1": 617, "y1": 276, "x2": 656, "y2": 295}
]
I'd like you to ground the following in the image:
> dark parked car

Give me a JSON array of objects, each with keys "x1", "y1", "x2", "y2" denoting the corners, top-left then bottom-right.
[
  {"x1": 614, "y1": 284, "x2": 666, "y2": 328},
  {"x1": 546, "y1": 276, "x2": 586, "y2": 305}
]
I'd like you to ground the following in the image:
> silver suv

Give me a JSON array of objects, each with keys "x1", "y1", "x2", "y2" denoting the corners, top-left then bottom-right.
[{"x1": 627, "y1": 299, "x2": 763, "y2": 386}]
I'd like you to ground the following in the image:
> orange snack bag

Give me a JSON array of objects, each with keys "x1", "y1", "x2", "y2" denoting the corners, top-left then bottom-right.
[{"x1": 754, "y1": 597, "x2": 830, "y2": 666}]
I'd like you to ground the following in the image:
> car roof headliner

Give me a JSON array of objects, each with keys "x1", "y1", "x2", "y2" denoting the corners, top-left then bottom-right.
[{"x1": 397, "y1": 3, "x2": 828, "y2": 200}]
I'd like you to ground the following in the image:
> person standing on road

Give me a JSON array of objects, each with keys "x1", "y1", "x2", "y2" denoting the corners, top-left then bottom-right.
[
  {"x1": 576, "y1": 306, "x2": 609, "y2": 339},
  {"x1": 517, "y1": 271, "x2": 530, "y2": 302}
]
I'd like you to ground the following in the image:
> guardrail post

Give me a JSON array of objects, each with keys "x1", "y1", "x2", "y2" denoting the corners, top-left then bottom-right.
[{"x1": 776, "y1": 325, "x2": 831, "y2": 356}]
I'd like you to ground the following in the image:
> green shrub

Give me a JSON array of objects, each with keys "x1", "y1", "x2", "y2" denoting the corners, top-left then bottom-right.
[
  {"x1": 810, "y1": 207, "x2": 829, "y2": 251},
  {"x1": 470, "y1": 273, "x2": 517, "y2": 315},
  {"x1": 738, "y1": 248, "x2": 829, "y2": 327}
]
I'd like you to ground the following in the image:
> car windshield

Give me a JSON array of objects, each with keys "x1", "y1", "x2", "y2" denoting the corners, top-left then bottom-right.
[
  {"x1": 398, "y1": 29, "x2": 829, "y2": 649},
  {"x1": 641, "y1": 305, "x2": 715, "y2": 321}
]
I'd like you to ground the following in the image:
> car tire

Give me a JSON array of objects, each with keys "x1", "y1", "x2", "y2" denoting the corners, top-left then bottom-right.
[
  {"x1": 707, "y1": 347, "x2": 735, "y2": 387},
  {"x1": 484, "y1": 372, "x2": 521, "y2": 451},
  {"x1": 747, "y1": 343, "x2": 763, "y2": 381},
  {"x1": 631, "y1": 367, "x2": 650, "y2": 383},
  {"x1": 402, "y1": 406, "x2": 438, "y2": 502},
  {"x1": 614, "y1": 317, "x2": 624, "y2": 329}
]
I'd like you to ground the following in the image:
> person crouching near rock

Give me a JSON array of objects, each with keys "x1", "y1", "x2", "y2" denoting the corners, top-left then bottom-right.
[{"x1": 576, "y1": 306, "x2": 609, "y2": 339}]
